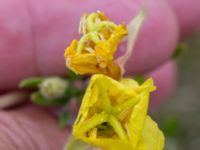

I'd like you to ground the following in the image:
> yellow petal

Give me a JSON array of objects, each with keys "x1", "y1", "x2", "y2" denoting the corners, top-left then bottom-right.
[
  {"x1": 73, "y1": 74, "x2": 135, "y2": 126},
  {"x1": 64, "y1": 39, "x2": 78, "y2": 57},
  {"x1": 137, "y1": 116, "x2": 165, "y2": 150},
  {"x1": 80, "y1": 137, "x2": 132, "y2": 150},
  {"x1": 125, "y1": 91, "x2": 149, "y2": 148},
  {"x1": 108, "y1": 25, "x2": 128, "y2": 52},
  {"x1": 66, "y1": 53, "x2": 99, "y2": 74}
]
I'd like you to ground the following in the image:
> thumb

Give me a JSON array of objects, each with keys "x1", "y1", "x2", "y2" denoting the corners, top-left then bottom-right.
[
  {"x1": 0, "y1": 0, "x2": 178, "y2": 90},
  {"x1": 0, "y1": 104, "x2": 68, "y2": 150},
  {"x1": 166, "y1": 0, "x2": 200, "y2": 38}
]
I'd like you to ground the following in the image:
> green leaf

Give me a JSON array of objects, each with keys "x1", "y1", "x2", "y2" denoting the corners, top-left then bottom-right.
[
  {"x1": 134, "y1": 75, "x2": 145, "y2": 85},
  {"x1": 59, "y1": 112, "x2": 68, "y2": 128},
  {"x1": 162, "y1": 117, "x2": 179, "y2": 137},
  {"x1": 19, "y1": 77, "x2": 44, "y2": 88},
  {"x1": 31, "y1": 92, "x2": 67, "y2": 106},
  {"x1": 172, "y1": 43, "x2": 186, "y2": 59},
  {"x1": 64, "y1": 136, "x2": 92, "y2": 150}
]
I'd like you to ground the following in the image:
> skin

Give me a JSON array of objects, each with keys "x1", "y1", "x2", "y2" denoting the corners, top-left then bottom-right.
[
  {"x1": 0, "y1": 0, "x2": 200, "y2": 149},
  {"x1": 166, "y1": 0, "x2": 200, "y2": 38}
]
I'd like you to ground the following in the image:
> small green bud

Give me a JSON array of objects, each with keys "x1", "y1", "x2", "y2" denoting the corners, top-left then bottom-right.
[
  {"x1": 172, "y1": 43, "x2": 185, "y2": 59},
  {"x1": 19, "y1": 77, "x2": 44, "y2": 88},
  {"x1": 39, "y1": 77, "x2": 68, "y2": 100}
]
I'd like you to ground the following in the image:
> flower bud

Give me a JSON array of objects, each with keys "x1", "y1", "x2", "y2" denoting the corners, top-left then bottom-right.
[{"x1": 39, "y1": 77, "x2": 68, "y2": 100}]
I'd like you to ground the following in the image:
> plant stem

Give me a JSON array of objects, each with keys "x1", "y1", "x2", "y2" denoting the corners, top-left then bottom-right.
[{"x1": 64, "y1": 136, "x2": 91, "y2": 150}]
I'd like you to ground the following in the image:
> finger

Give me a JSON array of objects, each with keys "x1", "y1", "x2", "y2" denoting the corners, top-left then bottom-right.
[
  {"x1": 0, "y1": 0, "x2": 179, "y2": 90},
  {"x1": 146, "y1": 61, "x2": 177, "y2": 109},
  {"x1": 0, "y1": 0, "x2": 37, "y2": 90},
  {"x1": 0, "y1": 104, "x2": 68, "y2": 150},
  {"x1": 166, "y1": 0, "x2": 200, "y2": 38}
]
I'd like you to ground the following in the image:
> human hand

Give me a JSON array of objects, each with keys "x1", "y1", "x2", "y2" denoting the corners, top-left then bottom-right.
[{"x1": 0, "y1": 0, "x2": 200, "y2": 149}]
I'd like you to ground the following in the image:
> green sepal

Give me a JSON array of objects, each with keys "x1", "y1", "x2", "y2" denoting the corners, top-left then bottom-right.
[
  {"x1": 134, "y1": 75, "x2": 145, "y2": 85},
  {"x1": 65, "y1": 86, "x2": 83, "y2": 99},
  {"x1": 19, "y1": 77, "x2": 44, "y2": 88},
  {"x1": 67, "y1": 69, "x2": 82, "y2": 81},
  {"x1": 31, "y1": 92, "x2": 68, "y2": 106},
  {"x1": 162, "y1": 117, "x2": 179, "y2": 137}
]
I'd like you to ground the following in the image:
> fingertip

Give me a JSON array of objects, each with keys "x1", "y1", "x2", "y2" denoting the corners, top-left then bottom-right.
[
  {"x1": 0, "y1": 0, "x2": 180, "y2": 90},
  {"x1": 0, "y1": 104, "x2": 68, "y2": 150},
  {"x1": 0, "y1": 0, "x2": 38, "y2": 90},
  {"x1": 166, "y1": 0, "x2": 200, "y2": 38},
  {"x1": 120, "y1": 0, "x2": 179, "y2": 74},
  {"x1": 146, "y1": 61, "x2": 177, "y2": 108}
]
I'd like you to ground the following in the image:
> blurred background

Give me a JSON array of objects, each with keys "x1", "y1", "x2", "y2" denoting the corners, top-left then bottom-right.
[{"x1": 152, "y1": 30, "x2": 200, "y2": 150}]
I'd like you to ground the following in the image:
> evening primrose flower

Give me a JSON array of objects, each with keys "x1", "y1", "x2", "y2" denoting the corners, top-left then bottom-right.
[
  {"x1": 64, "y1": 11, "x2": 127, "y2": 80},
  {"x1": 72, "y1": 74, "x2": 164, "y2": 150}
]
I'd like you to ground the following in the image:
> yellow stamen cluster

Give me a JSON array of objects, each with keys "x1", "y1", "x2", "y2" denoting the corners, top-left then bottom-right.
[{"x1": 64, "y1": 11, "x2": 127, "y2": 80}]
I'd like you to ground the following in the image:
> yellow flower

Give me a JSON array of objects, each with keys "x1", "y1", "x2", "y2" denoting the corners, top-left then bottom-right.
[
  {"x1": 64, "y1": 11, "x2": 127, "y2": 80},
  {"x1": 72, "y1": 74, "x2": 164, "y2": 150}
]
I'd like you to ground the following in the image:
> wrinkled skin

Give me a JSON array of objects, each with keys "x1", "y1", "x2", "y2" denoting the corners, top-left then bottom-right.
[{"x1": 0, "y1": 0, "x2": 200, "y2": 149}]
